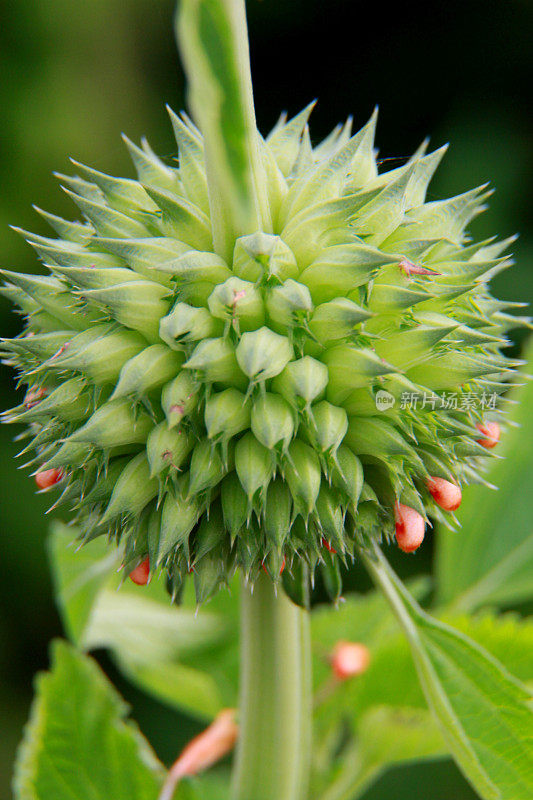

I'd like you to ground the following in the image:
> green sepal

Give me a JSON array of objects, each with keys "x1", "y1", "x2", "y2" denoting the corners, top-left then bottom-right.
[
  {"x1": 192, "y1": 508, "x2": 225, "y2": 564},
  {"x1": 232, "y1": 232, "x2": 298, "y2": 284},
  {"x1": 208, "y1": 277, "x2": 265, "y2": 331},
  {"x1": 3, "y1": 377, "x2": 89, "y2": 424},
  {"x1": 205, "y1": 388, "x2": 251, "y2": 442},
  {"x1": 184, "y1": 337, "x2": 245, "y2": 388},
  {"x1": 368, "y1": 283, "x2": 431, "y2": 313},
  {"x1": 266, "y1": 102, "x2": 316, "y2": 176},
  {"x1": 166, "y1": 105, "x2": 209, "y2": 213},
  {"x1": 266, "y1": 279, "x2": 313, "y2": 331},
  {"x1": 284, "y1": 439, "x2": 321, "y2": 516},
  {"x1": 157, "y1": 249, "x2": 231, "y2": 284},
  {"x1": 221, "y1": 472, "x2": 248, "y2": 539},
  {"x1": 122, "y1": 133, "x2": 180, "y2": 192},
  {"x1": 281, "y1": 558, "x2": 311, "y2": 609},
  {"x1": 68, "y1": 158, "x2": 159, "y2": 212},
  {"x1": 1, "y1": 331, "x2": 71, "y2": 365},
  {"x1": 264, "y1": 478, "x2": 292, "y2": 548},
  {"x1": 193, "y1": 551, "x2": 227, "y2": 605},
  {"x1": 62, "y1": 188, "x2": 151, "y2": 238},
  {"x1": 32, "y1": 205, "x2": 93, "y2": 242},
  {"x1": 0, "y1": 270, "x2": 94, "y2": 331},
  {"x1": 324, "y1": 345, "x2": 396, "y2": 401},
  {"x1": 374, "y1": 323, "x2": 457, "y2": 369},
  {"x1": 250, "y1": 392, "x2": 295, "y2": 451},
  {"x1": 39, "y1": 440, "x2": 93, "y2": 471},
  {"x1": 42, "y1": 325, "x2": 147, "y2": 385},
  {"x1": 235, "y1": 432, "x2": 273, "y2": 501},
  {"x1": 330, "y1": 444, "x2": 364, "y2": 507},
  {"x1": 346, "y1": 417, "x2": 424, "y2": 468},
  {"x1": 159, "y1": 487, "x2": 200, "y2": 565},
  {"x1": 67, "y1": 399, "x2": 153, "y2": 449},
  {"x1": 79, "y1": 281, "x2": 170, "y2": 343},
  {"x1": 161, "y1": 372, "x2": 198, "y2": 428},
  {"x1": 160, "y1": 301, "x2": 222, "y2": 347},
  {"x1": 77, "y1": 457, "x2": 127, "y2": 504},
  {"x1": 316, "y1": 482, "x2": 346, "y2": 554},
  {"x1": 309, "y1": 297, "x2": 372, "y2": 344},
  {"x1": 101, "y1": 453, "x2": 158, "y2": 523},
  {"x1": 143, "y1": 185, "x2": 213, "y2": 250},
  {"x1": 299, "y1": 244, "x2": 397, "y2": 303},
  {"x1": 94, "y1": 236, "x2": 189, "y2": 282},
  {"x1": 146, "y1": 422, "x2": 193, "y2": 478},
  {"x1": 271, "y1": 356, "x2": 328, "y2": 409},
  {"x1": 320, "y1": 549, "x2": 343, "y2": 603},
  {"x1": 111, "y1": 345, "x2": 183, "y2": 400},
  {"x1": 307, "y1": 400, "x2": 348, "y2": 454},
  {"x1": 388, "y1": 184, "x2": 491, "y2": 244},
  {"x1": 407, "y1": 352, "x2": 504, "y2": 390},
  {"x1": 49, "y1": 266, "x2": 141, "y2": 296},
  {"x1": 236, "y1": 327, "x2": 293, "y2": 383},
  {"x1": 188, "y1": 440, "x2": 227, "y2": 496}
]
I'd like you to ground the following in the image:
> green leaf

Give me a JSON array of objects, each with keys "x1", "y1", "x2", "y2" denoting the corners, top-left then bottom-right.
[
  {"x1": 48, "y1": 522, "x2": 238, "y2": 720},
  {"x1": 13, "y1": 640, "x2": 164, "y2": 800},
  {"x1": 363, "y1": 545, "x2": 533, "y2": 800},
  {"x1": 316, "y1": 707, "x2": 446, "y2": 800},
  {"x1": 436, "y1": 337, "x2": 533, "y2": 610},
  {"x1": 440, "y1": 611, "x2": 533, "y2": 685},
  {"x1": 189, "y1": 772, "x2": 231, "y2": 800},
  {"x1": 358, "y1": 705, "x2": 446, "y2": 767},
  {"x1": 46, "y1": 521, "x2": 118, "y2": 644},
  {"x1": 312, "y1": 590, "x2": 533, "y2": 800},
  {"x1": 176, "y1": 0, "x2": 271, "y2": 260}
]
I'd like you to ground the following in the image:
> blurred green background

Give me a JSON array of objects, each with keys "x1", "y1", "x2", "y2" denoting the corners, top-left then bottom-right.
[{"x1": 0, "y1": 0, "x2": 531, "y2": 797}]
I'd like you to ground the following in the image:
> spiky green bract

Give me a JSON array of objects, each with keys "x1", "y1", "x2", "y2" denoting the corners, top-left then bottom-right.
[{"x1": 2, "y1": 107, "x2": 525, "y2": 605}]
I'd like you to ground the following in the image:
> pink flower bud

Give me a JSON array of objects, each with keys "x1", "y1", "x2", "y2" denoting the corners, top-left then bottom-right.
[
  {"x1": 426, "y1": 476, "x2": 462, "y2": 511},
  {"x1": 35, "y1": 468, "x2": 63, "y2": 490},
  {"x1": 331, "y1": 641, "x2": 370, "y2": 680},
  {"x1": 158, "y1": 710, "x2": 238, "y2": 800},
  {"x1": 398, "y1": 257, "x2": 440, "y2": 277},
  {"x1": 394, "y1": 502, "x2": 425, "y2": 553},
  {"x1": 476, "y1": 421, "x2": 500, "y2": 448},
  {"x1": 129, "y1": 557, "x2": 150, "y2": 586}
]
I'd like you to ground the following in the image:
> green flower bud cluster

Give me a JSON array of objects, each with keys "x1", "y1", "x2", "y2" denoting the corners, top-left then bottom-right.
[{"x1": 1, "y1": 105, "x2": 526, "y2": 605}]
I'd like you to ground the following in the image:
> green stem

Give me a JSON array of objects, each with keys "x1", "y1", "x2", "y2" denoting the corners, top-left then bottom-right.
[
  {"x1": 231, "y1": 572, "x2": 312, "y2": 800},
  {"x1": 177, "y1": 0, "x2": 271, "y2": 261}
]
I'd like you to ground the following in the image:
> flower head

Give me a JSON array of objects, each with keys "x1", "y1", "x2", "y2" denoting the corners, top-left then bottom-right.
[{"x1": 1, "y1": 106, "x2": 523, "y2": 603}]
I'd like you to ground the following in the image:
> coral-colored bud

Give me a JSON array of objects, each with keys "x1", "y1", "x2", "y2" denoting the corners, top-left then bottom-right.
[
  {"x1": 331, "y1": 641, "x2": 371, "y2": 680},
  {"x1": 394, "y1": 502, "x2": 425, "y2": 553},
  {"x1": 129, "y1": 557, "x2": 150, "y2": 586},
  {"x1": 158, "y1": 709, "x2": 238, "y2": 800},
  {"x1": 35, "y1": 468, "x2": 63, "y2": 490},
  {"x1": 427, "y1": 476, "x2": 462, "y2": 512},
  {"x1": 476, "y1": 421, "x2": 500, "y2": 448}
]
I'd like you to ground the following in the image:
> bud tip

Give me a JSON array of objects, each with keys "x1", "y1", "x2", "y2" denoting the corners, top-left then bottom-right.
[
  {"x1": 35, "y1": 468, "x2": 63, "y2": 490},
  {"x1": 394, "y1": 502, "x2": 425, "y2": 553},
  {"x1": 476, "y1": 421, "x2": 500, "y2": 448},
  {"x1": 331, "y1": 641, "x2": 371, "y2": 680},
  {"x1": 427, "y1": 476, "x2": 462, "y2": 511},
  {"x1": 129, "y1": 557, "x2": 150, "y2": 586}
]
